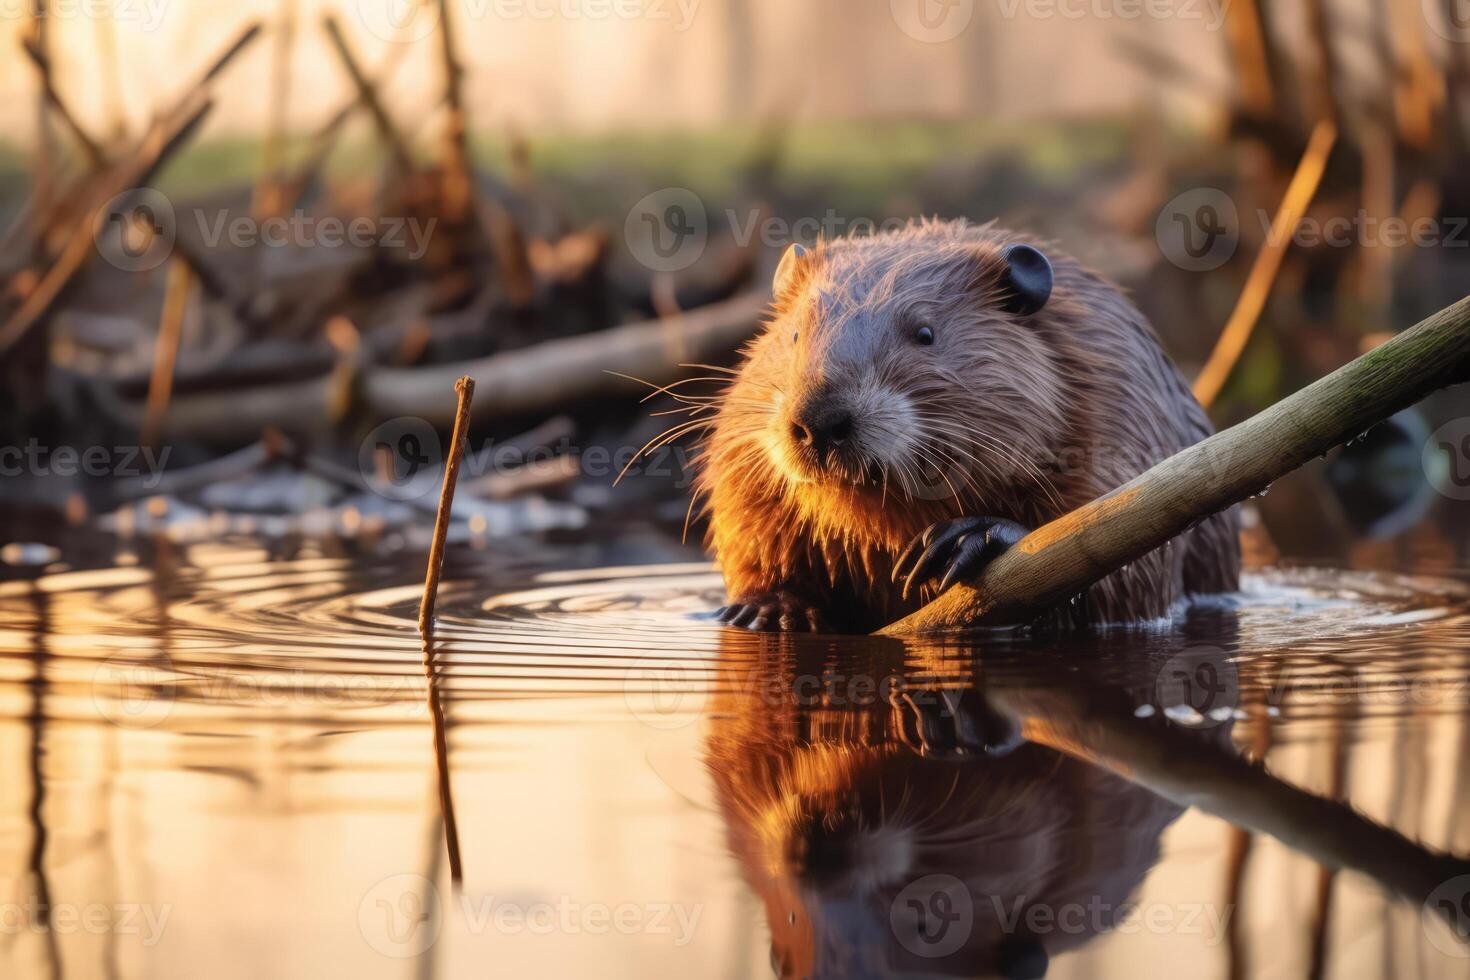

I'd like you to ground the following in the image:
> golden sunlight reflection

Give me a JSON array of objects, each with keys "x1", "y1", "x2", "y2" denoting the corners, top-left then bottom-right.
[{"x1": 1, "y1": 552, "x2": 1469, "y2": 976}]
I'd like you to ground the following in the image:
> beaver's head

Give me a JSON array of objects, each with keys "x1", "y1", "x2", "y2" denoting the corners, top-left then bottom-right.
[{"x1": 732, "y1": 221, "x2": 1072, "y2": 536}]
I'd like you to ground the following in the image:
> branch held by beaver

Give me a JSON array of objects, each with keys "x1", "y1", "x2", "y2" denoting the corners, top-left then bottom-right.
[{"x1": 886, "y1": 290, "x2": 1470, "y2": 634}]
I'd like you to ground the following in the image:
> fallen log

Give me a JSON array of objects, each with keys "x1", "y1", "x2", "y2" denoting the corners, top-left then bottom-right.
[
  {"x1": 97, "y1": 290, "x2": 769, "y2": 441},
  {"x1": 882, "y1": 293, "x2": 1470, "y2": 634},
  {"x1": 369, "y1": 289, "x2": 771, "y2": 425}
]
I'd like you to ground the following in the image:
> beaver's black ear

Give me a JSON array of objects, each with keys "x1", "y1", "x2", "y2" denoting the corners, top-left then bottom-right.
[
  {"x1": 999, "y1": 244, "x2": 1053, "y2": 317},
  {"x1": 773, "y1": 243, "x2": 810, "y2": 299}
]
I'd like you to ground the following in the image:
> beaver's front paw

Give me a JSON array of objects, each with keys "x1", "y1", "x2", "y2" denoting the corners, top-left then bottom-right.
[
  {"x1": 892, "y1": 516, "x2": 1029, "y2": 601},
  {"x1": 716, "y1": 591, "x2": 825, "y2": 633}
]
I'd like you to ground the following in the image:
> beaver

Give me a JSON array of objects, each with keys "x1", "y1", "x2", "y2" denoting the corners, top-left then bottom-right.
[{"x1": 697, "y1": 219, "x2": 1239, "y2": 632}]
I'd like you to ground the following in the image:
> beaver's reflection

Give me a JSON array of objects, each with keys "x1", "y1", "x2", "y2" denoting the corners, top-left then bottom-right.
[
  {"x1": 703, "y1": 627, "x2": 1470, "y2": 979},
  {"x1": 704, "y1": 637, "x2": 1225, "y2": 979}
]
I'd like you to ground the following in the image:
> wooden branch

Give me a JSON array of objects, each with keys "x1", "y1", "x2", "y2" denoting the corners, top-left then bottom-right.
[
  {"x1": 419, "y1": 377, "x2": 473, "y2": 886},
  {"x1": 420, "y1": 376, "x2": 475, "y2": 636},
  {"x1": 254, "y1": 0, "x2": 298, "y2": 220},
  {"x1": 21, "y1": 37, "x2": 109, "y2": 171},
  {"x1": 322, "y1": 15, "x2": 416, "y2": 175},
  {"x1": 94, "y1": 290, "x2": 768, "y2": 441},
  {"x1": 1303, "y1": 0, "x2": 1340, "y2": 125},
  {"x1": 142, "y1": 259, "x2": 194, "y2": 450},
  {"x1": 1221, "y1": 0, "x2": 1276, "y2": 117},
  {"x1": 15, "y1": 37, "x2": 250, "y2": 320},
  {"x1": 882, "y1": 294, "x2": 1470, "y2": 634},
  {"x1": 0, "y1": 97, "x2": 216, "y2": 359},
  {"x1": 1194, "y1": 119, "x2": 1337, "y2": 408},
  {"x1": 29, "y1": 0, "x2": 57, "y2": 223},
  {"x1": 436, "y1": 0, "x2": 475, "y2": 221},
  {"x1": 369, "y1": 290, "x2": 771, "y2": 426},
  {"x1": 193, "y1": 22, "x2": 264, "y2": 89},
  {"x1": 274, "y1": 45, "x2": 413, "y2": 212}
]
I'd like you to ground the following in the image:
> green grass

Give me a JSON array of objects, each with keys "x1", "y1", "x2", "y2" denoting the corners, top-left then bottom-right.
[
  {"x1": 471, "y1": 117, "x2": 1135, "y2": 214},
  {"x1": 1, "y1": 116, "x2": 1141, "y2": 216}
]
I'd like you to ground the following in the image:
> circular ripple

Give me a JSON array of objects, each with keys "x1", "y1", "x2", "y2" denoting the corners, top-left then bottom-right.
[{"x1": 1, "y1": 544, "x2": 1467, "y2": 732}]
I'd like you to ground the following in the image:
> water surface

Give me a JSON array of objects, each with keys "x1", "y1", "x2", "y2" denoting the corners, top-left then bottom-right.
[{"x1": 1, "y1": 532, "x2": 1469, "y2": 979}]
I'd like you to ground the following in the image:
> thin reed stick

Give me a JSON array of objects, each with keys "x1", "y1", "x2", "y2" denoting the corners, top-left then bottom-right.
[
  {"x1": 418, "y1": 376, "x2": 476, "y2": 636},
  {"x1": 417, "y1": 377, "x2": 474, "y2": 884}
]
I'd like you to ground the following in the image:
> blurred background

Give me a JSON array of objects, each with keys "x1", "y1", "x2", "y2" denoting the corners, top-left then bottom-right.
[{"x1": 1, "y1": 0, "x2": 1469, "y2": 566}]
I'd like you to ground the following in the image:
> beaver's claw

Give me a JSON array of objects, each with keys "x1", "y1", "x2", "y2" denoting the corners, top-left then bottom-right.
[
  {"x1": 888, "y1": 686, "x2": 1025, "y2": 760},
  {"x1": 892, "y1": 516, "x2": 1029, "y2": 602},
  {"x1": 716, "y1": 591, "x2": 825, "y2": 633}
]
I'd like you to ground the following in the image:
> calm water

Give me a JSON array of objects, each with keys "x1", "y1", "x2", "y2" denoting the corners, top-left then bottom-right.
[{"x1": 2, "y1": 530, "x2": 1470, "y2": 979}]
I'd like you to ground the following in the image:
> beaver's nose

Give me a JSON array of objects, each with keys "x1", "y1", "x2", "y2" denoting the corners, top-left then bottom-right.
[{"x1": 790, "y1": 406, "x2": 854, "y2": 458}]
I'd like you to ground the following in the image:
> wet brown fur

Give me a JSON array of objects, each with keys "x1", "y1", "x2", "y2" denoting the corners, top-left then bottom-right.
[{"x1": 694, "y1": 219, "x2": 1240, "y2": 632}]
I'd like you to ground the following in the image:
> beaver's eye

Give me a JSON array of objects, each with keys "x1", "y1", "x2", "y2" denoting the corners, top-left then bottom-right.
[{"x1": 914, "y1": 325, "x2": 935, "y2": 346}]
